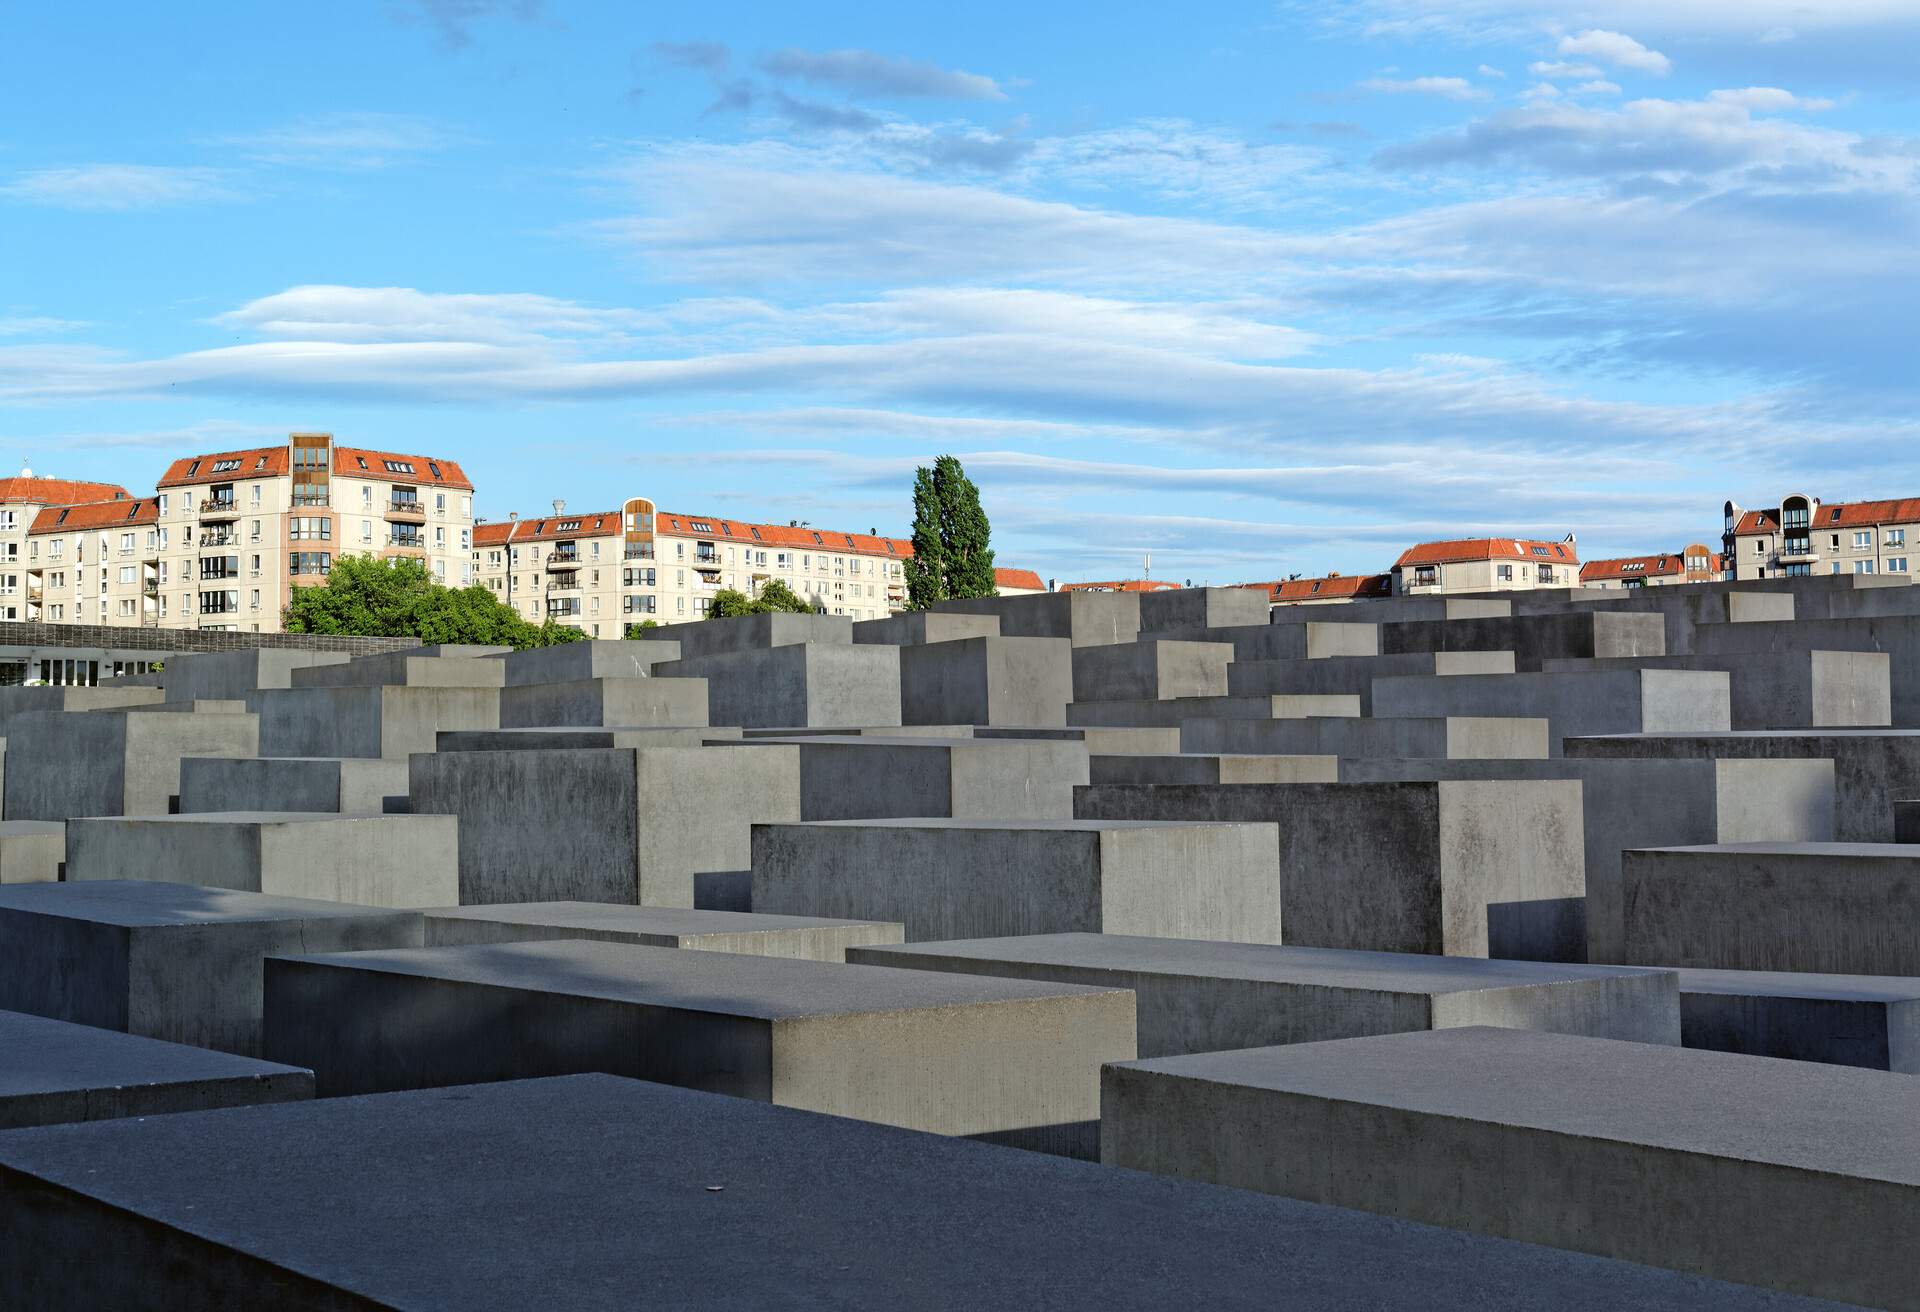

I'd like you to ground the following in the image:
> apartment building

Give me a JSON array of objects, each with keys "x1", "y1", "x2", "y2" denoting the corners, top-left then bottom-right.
[
  {"x1": 1580, "y1": 544, "x2": 1720, "y2": 590},
  {"x1": 152, "y1": 433, "x2": 474, "y2": 632},
  {"x1": 994, "y1": 568, "x2": 1046, "y2": 596},
  {"x1": 23, "y1": 498, "x2": 162, "y2": 626},
  {"x1": 1391, "y1": 535, "x2": 1580, "y2": 596},
  {"x1": 1726, "y1": 495, "x2": 1920, "y2": 582},
  {"x1": 473, "y1": 499, "x2": 912, "y2": 637},
  {"x1": 0, "y1": 469, "x2": 134, "y2": 621},
  {"x1": 1256, "y1": 573, "x2": 1393, "y2": 606}
]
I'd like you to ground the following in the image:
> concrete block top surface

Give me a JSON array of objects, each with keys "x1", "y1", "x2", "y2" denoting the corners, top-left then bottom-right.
[
  {"x1": 1581, "y1": 730, "x2": 1920, "y2": 742},
  {"x1": 859, "y1": 934, "x2": 1669, "y2": 993},
  {"x1": 1674, "y1": 967, "x2": 1920, "y2": 1003},
  {"x1": 275, "y1": 939, "x2": 1129, "y2": 1021},
  {"x1": 1631, "y1": 841, "x2": 1920, "y2": 859},
  {"x1": 789, "y1": 817, "x2": 1264, "y2": 833},
  {"x1": 422, "y1": 902, "x2": 903, "y2": 939},
  {"x1": 83, "y1": 810, "x2": 438, "y2": 829},
  {"x1": 0, "y1": 880, "x2": 419, "y2": 928},
  {"x1": 0, "y1": 1073, "x2": 1827, "y2": 1312},
  {"x1": 0, "y1": 821, "x2": 63, "y2": 837},
  {"x1": 0, "y1": 1009, "x2": 309, "y2": 1100},
  {"x1": 1117, "y1": 1026, "x2": 1920, "y2": 1184}
]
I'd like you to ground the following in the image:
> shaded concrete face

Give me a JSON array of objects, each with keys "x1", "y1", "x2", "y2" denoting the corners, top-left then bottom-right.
[
  {"x1": 177, "y1": 756, "x2": 409, "y2": 816},
  {"x1": 1149, "y1": 622, "x2": 1379, "y2": 662},
  {"x1": 653, "y1": 612, "x2": 854, "y2": 660},
  {"x1": 1089, "y1": 754, "x2": 1339, "y2": 786},
  {"x1": 1227, "y1": 650, "x2": 1517, "y2": 712},
  {"x1": 933, "y1": 591, "x2": 1141, "y2": 648},
  {"x1": 1075, "y1": 781, "x2": 1585, "y2": 960},
  {"x1": 3, "y1": 709, "x2": 258, "y2": 821},
  {"x1": 409, "y1": 744, "x2": 802, "y2": 907},
  {"x1": 0, "y1": 685, "x2": 166, "y2": 740},
  {"x1": 1071, "y1": 694, "x2": 1362, "y2": 729},
  {"x1": 1690, "y1": 613, "x2": 1920, "y2": 727},
  {"x1": 498, "y1": 676, "x2": 710, "y2": 729},
  {"x1": 1070, "y1": 641, "x2": 1231, "y2": 703},
  {"x1": 158, "y1": 649, "x2": 349, "y2": 705},
  {"x1": 1381, "y1": 611, "x2": 1665, "y2": 671},
  {"x1": 0, "y1": 822, "x2": 64, "y2": 885},
  {"x1": 736, "y1": 736, "x2": 1089, "y2": 822},
  {"x1": 498, "y1": 639, "x2": 680, "y2": 686},
  {"x1": 1136, "y1": 587, "x2": 1270, "y2": 634},
  {"x1": 1541, "y1": 651, "x2": 1892, "y2": 730},
  {"x1": 1674, "y1": 968, "x2": 1920, "y2": 1073},
  {"x1": 262, "y1": 939, "x2": 1136, "y2": 1153},
  {"x1": 657, "y1": 645, "x2": 901, "y2": 729},
  {"x1": 437, "y1": 726, "x2": 729, "y2": 750},
  {"x1": 752, "y1": 820, "x2": 1283, "y2": 945},
  {"x1": 1101, "y1": 1026, "x2": 1920, "y2": 1310},
  {"x1": 851, "y1": 935, "x2": 1680, "y2": 1057},
  {"x1": 292, "y1": 652, "x2": 507, "y2": 690},
  {"x1": 853, "y1": 612, "x2": 1000, "y2": 645},
  {"x1": 900, "y1": 637, "x2": 1072, "y2": 728},
  {"x1": 1180, "y1": 715, "x2": 1550, "y2": 760},
  {"x1": 256, "y1": 685, "x2": 500, "y2": 759},
  {"x1": 1370, "y1": 670, "x2": 1731, "y2": 756},
  {"x1": 422, "y1": 903, "x2": 904, "y2": 962}
]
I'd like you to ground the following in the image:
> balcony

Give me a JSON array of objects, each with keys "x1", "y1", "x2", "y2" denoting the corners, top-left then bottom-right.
[
  {"x1": 1778, "y1": 539, "x2": 1817, "y2": 563},
  {"x1": 199, "y1": 531, "x2": 238, "y2": 548},
  {"x1": 199, "y1": 496, "x2": 240, "y2": 521},
  {"x1": 546, "y1": 550, "x2": 582, "y2": 571},
  {"x1": 385, "y1": 535, "x2": 425, "y2": 553},
  {"x1": 692, "y1": 552, "x2": 723, "y2": 572},
  {"x1": 385, "y1": 496, "x2": 427, "y2": 522},
  {"x1": 623, "y1": 546, "x2": 655, "y2": 561},
  {"x1": 548, "y1": 579, "x2": 581, "y2": 592}
]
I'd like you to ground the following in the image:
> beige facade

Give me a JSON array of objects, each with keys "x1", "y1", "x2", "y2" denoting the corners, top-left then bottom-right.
[
  {"x1": 0, "y1": 471, "x2": 134, "y2": 623},
  {"x1": 474, "y1": 500, "x2": 912, "y2": 638},
  {"x1": 1391, "y1": 535, "x2": 1580, "y2": 596},
  {"x1": 1727, "y1": 495, "x2": 1920, "y2": 582},
  {"x1": 24, "y1": 498, "x2": 162, "y2": 627}
]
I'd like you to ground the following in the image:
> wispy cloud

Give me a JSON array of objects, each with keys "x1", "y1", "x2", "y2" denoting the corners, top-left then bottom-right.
[
  {"x1": 0, "y1": 164, "x2": 242, "y2": 210},
  {"x1": 1360, "y1": 75, "x2": 1489, "y2": 101},
  {"x1": 1557, "y1": 30, "x2": 1672, "y2": 76},
  {"x1": 389, "y1": 0, "x2": 545, "y2": 52},
  {"x1": 221, "y1": 112, "x2": 456, "y2": 169},
  {"x1": 758, "y1": 48, "x2": 1006, "y2": 101}
]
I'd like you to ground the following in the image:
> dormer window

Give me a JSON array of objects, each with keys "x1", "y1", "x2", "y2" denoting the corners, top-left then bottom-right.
[{"x1": 383, "y1": 460, "x2": 415, "y2": 474}]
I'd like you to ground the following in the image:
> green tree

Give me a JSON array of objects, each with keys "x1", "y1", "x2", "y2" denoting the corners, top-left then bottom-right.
[
  {"x1": 905, "y1": 454, "x2": 996, "y2": 609},
  {"x1": 703, "y1": 577, "x2": 817, "y2": 621},
  {"x1": 707, "y1": 588, "x2": 756, "y2": 619},
  {"x1": 625, "y1": 620, "x2": 660, "y2": 636},
  {"x1": 752, "y1": 578, "x2": 814, "y2": 613},
  {"x1": 283, "y1": 554, "x2": 584, "y2": 650}
]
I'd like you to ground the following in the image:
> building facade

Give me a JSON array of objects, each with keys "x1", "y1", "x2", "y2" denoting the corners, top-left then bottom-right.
[
  {"x1": 1580, "y1": 544, "x2": 1720, "y2": 590},
  {"x1": 24, "y1": 498, "x2": 162, "y2": 627},
  {"x1": 0, "y1": 471, "x2": 134, "y2": 622},
  {"x1": 1391, "y1": 536, "x2": 1580, "y2": 596},
  {"x1": 1726, "y1": 495, "x2": 1920, "y2": 582},
  {"x1": 152, "y1": 433, "x2": 474, "y2": 632},
  {"x1": 473, "y1": 499, "x2": 913, "y2": 638}
]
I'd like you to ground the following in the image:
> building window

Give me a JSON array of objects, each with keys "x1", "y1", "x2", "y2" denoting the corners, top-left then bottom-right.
[
  {"x1": 1496, "y1": 564, "x2": 1512, "y2": 581},
  {"x1": 1888, "y1": 558, "x2": 1909, "y2": 573},
  {"x1": 290, "y1": 552, "x2": 332, "y2": 576},
  {"x1": 1856, "y1": 560, "x2": 1876, "y2": 574},
  {"x1": 1853, "y1": 531, "x2": 1873, "y2": 550}
]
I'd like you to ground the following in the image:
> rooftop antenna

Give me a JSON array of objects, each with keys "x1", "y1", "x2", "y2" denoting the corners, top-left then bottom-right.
[{"x1": 1143, "y1": 552, "x2": 1151, "y2": 580}]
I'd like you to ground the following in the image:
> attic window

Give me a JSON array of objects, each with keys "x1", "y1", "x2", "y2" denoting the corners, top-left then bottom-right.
[
  {"x1": 126, "y1": 505, "x2": 140, "y2": 519},
  {"x1": 885, "y1": 542, "x2": 895, "y2": 554},
  {"x1": 1310, "y1": 581, "x2": 1321, "y2": 593},
  {"x1": 557, "y1": 520, "x2": 580, "y2": 531},
  {"x1": 254, "y1": 456, "x2": 268, "y2": 469},
  {"x1": 1830, "y1": 508, "x2": 1843, "y2": 522},
  {"x1": 185, "y1": 461, "x2": 201, "y2": 476},
  {"x1": 383, "y1": 460, "x2": 415, "y2": 474},
  {"x1": 811, "y1": 532, "x2": 823, "y2": 545},
  {"x1": 689, "y1": 520, "x2": 713, "y2": 532},
  {"x1": 355, "y1": 457, "x2": 368, "y2": 470},
  {"x1": 427, "y1": 461, "x2": 442, "y2": 478},
  {"x1": 210, "y1": 459, "x2": 241, "y2": 473},
  {"x1": 749, "y1": 527, "x2": 762, "y2": 541},
  {"x1": 1530, "y1": 546, "x2": 1549, "y2": 556},
  {"x1": 844, "y1": 535, "x2": 855, "y2": 549}
]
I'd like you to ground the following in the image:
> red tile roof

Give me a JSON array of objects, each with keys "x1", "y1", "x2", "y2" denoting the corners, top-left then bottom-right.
[
  {"x1": 472, "y1": 509, "x2": 915, "y2": 561},
  {"x1": 156, "y1": 446, "x2": 287, "y2": 488},
  {"x1": 1735, "y1": 498, "x2": 1920, "y2": 537},
  {"x1": 1059, "y1": 579, "x2": 1181, "y2": 592},
  {"x1": 28, "y1": 497, "x2": 160, "y2": 535},
  {"x1": 995, "y1": 567, "x2": 1044, "y2": 591},
  {"x1": 1732, "y1": 510, "x2": 1778, "y2": 535},
  {"x1": 0, "y1": 476, "x2": 132, "y2": 507},
  {"x1": 157, "y1": 441, "x2": 471, "y2": 490},
  {"x1": 1580, "y1": 544, "x2": 1715, "y2": 583},
  {"x1": 332, "y1": 446, "x2": 473, "y2": 491},
  {"x1": 1252, "y1": 573, "x2": 1392, "y2": 603},
  {"x1": 1394, "y1": 537, "x2": 1578, "y2": 568}
]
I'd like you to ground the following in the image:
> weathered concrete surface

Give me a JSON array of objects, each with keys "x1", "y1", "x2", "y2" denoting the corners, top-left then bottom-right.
[
  {"x1": 851, "y1": 935, "x2": 1679, "y2": 1056},
  {"x1": 1076, "y1": 780, "x2": 1584, "y2": 960},
  {"x1": 498, "y1": 675, "x2": 710, "y2": 728},
  {"x1": 423, "y1": 902, "x2": 904, "y2": 961},
  {"x1": 753, "y1": 819, "x2": 1282, "y2": 945},
  {"x1": 66, "y1": 812, "x2": 459, "y2": 908},
  {"x1": 1337, "y1": 758, "x2": 1836, "y2": 964},
  {"x1": 1541, "y1": 652, "x2": 1891, "y2": 730},
  {"x1": 1069, "y1": 693, "x2": 1362, "y2": 729},
  {"x1": 410, "y1": 744, "x2": 802, "y2": 906},
  {"x1": 264, "y1": 939, "x2": 1134, "y2": 1154},
  {"x1": 1689, "y1": 613, "x2": 1920, "y2": 726},
  {"x1": 0, "y1": 685, "x2": 165, "y2": 739},
  {"x1": 0, "y1": 821, "x2": 63, "y2": 884},
  {"x1": 1273, "y1": 596, "x2": 1512, "y2": 625},
  {"x1": 1127, "y1": 586, "x2": 1266, "y2": 633},
  {"x1": 979, "y1": 725, "x2": 1182, "y2": 754},
  {"x1": 657, "y1": 644, "x2": 901, "y2": 729},
  {"x1": 1900, "y1": 799, "x2": 1920, "y2": 842},
  {"x1": 900, "y1": 637, "x2": 1072, "y2": 727},
  {"x1": 497, "y1": 638, "x2": 680, "y2": 685},
  {"x1": 156, "y1": 649, "x2": 349, "y2": 706},
  {"x1": 934, "y1": 590, "x2": 1141, "y2": 648},
  {"x1": 1228, "y1": 651, "x2": 1517, "y2": 713},
  {"x1": 653, "y1": 611, "x2": 853, "y2": 659},
  {"x1": 3, "y1": 708, "x2": 258, "y2": 821},
  {"x1": 437, "y1": 725, "x2": 733, "y2": 750},
  {"x1": 0, "y1": 1074, "x2": 1820, "y2": 1312},
  {"x1": 1102, "y1": 1026, "x2": 1920, "y2": 1309},
  {"x1": 1071, "y1": 641, "x2": 1231, "y2": 703},
  {"x1": 737, "y1": 735, "x2": 1089, "y2": 821},
  {"x1": 1371, "y1": 670, "x2": 1731, "y2": 756},
  {"x1": 292, "y1": 651, "x2": 507, "y2": 689},
  {"x1": 256, "y1": 685, "x2": 499, "y2": 759},
  {"x1": 1567, "y1": 730, "x2": 1920, "y2": 842},
  {"x1": 1180, "y1": 715, "x2": 1551, "y2": 760},
  {"x1": 854, "y1": 611, "x2": 1001, "y2": 645},
  {"x1": 178, "y1": 756, "x2": 409, "y2": 816},
  {"x1": 1149, "y1": 622, "x2": 1379, "y2": 662},
  {"x1": 1674, "y1": 967, "x2": 1920, "y2": 1073},
  {"x1": 1381, "y1": 611, "x2": 1665, "y2": 671},
  {"x1": 0, "y1": 881, "x2": 422, "y2": 1055},
  {"x1": 1621, "y1": 842, "x2": 1920, "y2": 975},
  {"x1": 0, "y1": 1008, "x2": 312, "y2": 1130},
  {"x1": 1090, "y1": 754, "x2": 1339, "y2": 786}
]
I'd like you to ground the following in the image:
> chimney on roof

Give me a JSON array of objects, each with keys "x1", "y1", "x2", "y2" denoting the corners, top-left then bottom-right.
[
  {"x1": 552, "y1": 499, "x2": 565, "y2": 517},
  {"x1": 508, "y1": 512, "x2": 518, "y2": 523},
  {"x1": 790, "y1": 520, "x2": 798, "y2": 527}
]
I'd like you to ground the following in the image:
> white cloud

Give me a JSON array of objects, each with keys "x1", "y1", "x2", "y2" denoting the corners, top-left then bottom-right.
[
  {"x1": 20, "y1": 418, "x2": 287, "y2": 451},
  {"x1": 1360, "y1": 75, "x2": 1490, "y2": 101},
  {"x1": 0, "y1": 164, "x2": 241, "y2": 210},
  {"x1": 1573, "y1": 80, "x2": 1622, "y2": 96},
  {"x1": 1477, "y1": 63, "x2": 1507, "y2": 77},
  {"x1": 212, "y1": 285, "x2": 651, "y2": 344},
  {"x1": 222, "y1": 113, "x2": 456, "y2": 168},
  {"x1": 758, "y1": 48, "x2": 1005, "y2": 101},
  {"x1": 1709, "y1": 87, "x2": 1836, "y2": 111},
  {"x1": 1335, "y1": 1, "x2": 1920, "y2": 37},
  {"x1": 1557, "y1": 30, "x2": 1672, "y2": 75},
  {"x1": 1528, "y1": 61, "x2": 1602, "y2": 79},
  {"x1": 0, "y1": 315, "x2": 86, "y2": 336}
]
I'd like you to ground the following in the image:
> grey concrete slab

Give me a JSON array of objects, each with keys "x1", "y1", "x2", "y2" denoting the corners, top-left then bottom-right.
[
  {"x1": 497, "y1": 638, "x2": 681, "y2": 685},
  {"x1": 1273, "y1": 596, "x2": 1512, "y2": 625},
  {"x1": 1071, "y1": 640, "x2": 1231, "y2": 703},
  {"x1": 1371, "y1": 670, "x2": 1731, "y2": 755},
  {"x1": 0, "y1": 820, "x2": 62, "y2": 884},
  {"x1": 2, "y1": 707, "x2": 258, "y2": 821},
  {"x1": 256, "y1": 685, "x2": 499, "y2": 759},
  {"x1": 1621, "y1": 842, "x2": 1920, "y2": 975},
  {"x1": 155, "y1": 649, "x2": 350, "y2": 706},
  {"x1": 934, "y1": 590, "x2": 1141, "y2": 648},
  {"x1": 979, "y1": 725, "x2": 1181, "y2": 754},
  {"x1": 498, "y1": 675, "x2": 710, "y2": 728},
  {"x1": 1101, "y1": 1026, "x2": 1920, "y2": 1308},
  {"x1": 899, "y1": 636, "x2": 1072, "y2": 727},
  {"x1": 753, "y1": 818, "x2": 1282, "y2": 945},
  {"x1": 850, "y1": 934, "x2": 1679, "y2": 1056},
  {"x1": 1690, "y1": 613, "x2": 1920, "y2": 726},
  {"x1": 1076, "y1": 780, "x2": 1584, "y2": 959},
  {"x1": 1381, "y1": 611, "x2": 1665, "y2": 671},
  {"x1": 423, "y1": 902, "x2": 904, "y2": 961},
  {"x1": 0, "y1": 881, "x2": 422, "y2": 1055},
  {"x1": 1228, "y1": 650, "x2": 1517, "y2": 713},
  {"x1": 66, "y1": 812, "x2": 459, "y2": 908},
  {"x1": 1089, "y1": 754, "x2": 1339, "y2": 785},
  {"x1": 409, "y1": 744, "x2": 801, "y2": 907},
  {"x1": 0, "y1": 685, "x2": 165, "y2": 739},
  {"x1": 177, "y1": 756, "x2": 409, "y2": 816},
  {"x1": 1674, "y1": 967, "x2": 1920, "y2": 1073},
  {"x1": 732, "y1": 735, "x2": 1089, "y2": 821},
  {"x1": 1137, "y1": 586, "x2": 1271, "y2": 633},
  {"x1": 656, "y1": 644, "x2": 900, "y2": 729},
  {"x1": 1148, "y1": 621, "x2": 1379, "y2": 662},
  {"x1": 1336, "y1": 758, "x2": 1836, "y2": 963},
  {"x1": 1541, "y1": 652, "x2": 1891, "y2": 729},
  {"x1": 1181, "y1": 715, "x2": 1551, "y2": 760},
  {"x1": 437, "y1": 725, "x2": 732, "y2": 750},
  {"x1": 1069, "y1": 693, "x2": 1362, "y2": 729},
  {"x1": 263, "y1": 939, "x2": 1133, "y2": 1154},
  {"x1": 0, "y1": 1073, "x2": 1829, "y2": 1312},
  {"x1": 0, "y1": 1009, "x2": 312, "y2": 1130},
  {"x1": 652, "y1": 611, "x2": 853, "y2": 659},
  {"x1": 854, "y1": 611, "x2": 1001, "y2": 645},
  {"x1": 1567, "y1": 729, "x2": 1920, "y2": 842},
  {"x1": 1901, "y1": 798, "x2": 1920, "y2": 842},
  {"x1": 292, "y1": 651, "x2": 507, "y2": 689},
  {"x1": 740, "y1": 724, "x2": 972, "y2": 738}
]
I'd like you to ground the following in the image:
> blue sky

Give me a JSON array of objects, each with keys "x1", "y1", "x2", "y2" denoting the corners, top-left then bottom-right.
[{"x1": 2, "y1": 1, "x2": 1915, "y2": 583}]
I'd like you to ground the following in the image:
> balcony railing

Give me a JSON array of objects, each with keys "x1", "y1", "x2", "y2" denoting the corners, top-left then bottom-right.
[
  {"x1": 693, "y1": 553, "x2": 723, "y2": 570},
  {"x1": 1779, "y1": 539, "x2": 1816, "y2": 562},
  {"x1": 200, "y1": 532, "x2": 237, "y2": 547},
  {"x1": 623, "y1": 546, "x2": 655, "y2": 561},
  {"x1": 546, "y1": 551, "x2": 581, "y2": 570},
  {"x1": 387, "y1": 535, "x2": 424, "y2": 550},
  {"x1": 199, "y1": 496, "x2": 238, "y2": 518},
  {"x1": 386, "y1": 497, "x2": 426, "y2": 520},
  {"x1": 548, "y1": 579, "x2": 581, "y2": 592}
]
